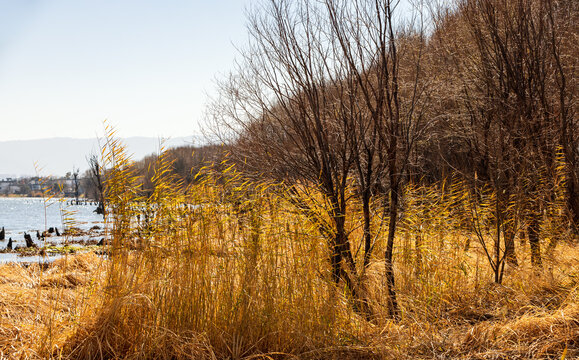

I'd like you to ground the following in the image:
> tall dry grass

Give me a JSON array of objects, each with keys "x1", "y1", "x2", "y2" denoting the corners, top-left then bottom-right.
[
  {"x1": 0, "y1": 134, "x2": 576, "y2": 359},
  {"x1": 60, "y1": 136, "x2": 375, "y2": 359}
]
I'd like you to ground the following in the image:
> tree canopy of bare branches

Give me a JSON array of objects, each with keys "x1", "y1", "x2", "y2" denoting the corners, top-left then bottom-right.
[{"x1": 210, "y1": 0, "x2": 431, "y2": 319}]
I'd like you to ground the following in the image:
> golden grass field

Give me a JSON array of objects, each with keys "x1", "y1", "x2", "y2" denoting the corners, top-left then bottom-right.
[
  {"x1": 0, "y1": 191, "x2": 576, "y2": 359},
  {"x1": 0, "y1": 144, "x2": 576, "y2": 359},
  {"x1": 0, "y1": 235, "x2": 576, "y2": 359}
]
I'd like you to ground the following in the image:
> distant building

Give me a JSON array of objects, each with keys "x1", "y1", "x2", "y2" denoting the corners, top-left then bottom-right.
[
  {"x1": 0, "y1": 179, "x2": 22, "y2": 194},
  {"x1": 0, "y1": 176, "x2": 85, "y2": 197},
  {"x1": 28, "y1": 178, "x2": 42, "y2": 192},
  {"x1": 0, "y1": 180, "x2": 10, "y2": 193}
]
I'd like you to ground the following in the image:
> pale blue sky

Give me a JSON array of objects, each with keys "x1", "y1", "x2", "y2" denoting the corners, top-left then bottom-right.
[
  {"x1": 0, "y1": 0, "x2": 251, "y2": 141},
  {"x1": 0, "y1": 0, "x2": 415, "y2": 142}
]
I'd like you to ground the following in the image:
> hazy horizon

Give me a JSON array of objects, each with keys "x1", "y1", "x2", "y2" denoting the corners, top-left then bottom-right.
[{"x1": 0, "y1": 135, "x2": 202, "y2": 177}]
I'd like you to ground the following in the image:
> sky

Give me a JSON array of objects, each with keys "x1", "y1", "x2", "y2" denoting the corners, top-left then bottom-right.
[
  {"x1": 0, "y1": 0, "x2": 251, "y2": 141},
  {"x1": 0, "y1": 0, "x2": 415, "y2": 143}
]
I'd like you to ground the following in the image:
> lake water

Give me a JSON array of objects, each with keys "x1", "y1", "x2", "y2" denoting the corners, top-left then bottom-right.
[{"x1": 0, "y1": 197, "x2": 104, "y2": 262}]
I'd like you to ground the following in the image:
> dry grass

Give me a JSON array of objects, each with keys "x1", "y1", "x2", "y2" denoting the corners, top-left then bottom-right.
[
  {"x1": 383, "y1": 242, "x2": 579, "y2": 359},
  {"x1": 0, "y1": 253, "x2": 104, "y2": 359},
  {"x1": 0, "y1": 231, "x2": 576, "y2": 359},
  {"x1": 0, "y1": 140, "x2": 576, "y2": 359}
]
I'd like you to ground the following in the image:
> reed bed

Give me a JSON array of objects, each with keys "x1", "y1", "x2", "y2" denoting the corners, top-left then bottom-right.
[{"x1": 0, "y1": 139, "x2": 576, "y2": 359}]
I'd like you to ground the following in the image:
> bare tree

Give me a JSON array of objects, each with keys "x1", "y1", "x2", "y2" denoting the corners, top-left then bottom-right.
[
  {"x1": 211, "y1": 0, "x2": 367, "y2": 314},
  {"x1": 546, "y1": 0, "x2": 578, "y2": 234},
  {"x1": 72, "y1": 167, "x2": 80, "y2": 204},
  {"x1": 88, "y1": 154, "x2": 106, "y2": 217},
  {"x1": 211, "y1": 0, "x2": 429, "y2": 319},
  {"x1": 429, "y1": 0, "x2": 577, "y2": 277}
]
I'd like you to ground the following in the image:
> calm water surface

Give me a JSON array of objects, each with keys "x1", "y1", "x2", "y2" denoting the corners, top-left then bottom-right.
[{"x1": 0, "y1": 197, "x2": 104, "y2": 261}]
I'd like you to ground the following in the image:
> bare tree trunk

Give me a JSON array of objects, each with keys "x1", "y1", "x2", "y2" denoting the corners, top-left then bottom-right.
[
  {"x1": 385, "y1": 180, "x2": 400, "y2": 319},
  {"x1": 503, "y1": 219, "x2": 518, "y2": 267},
  {"x1": 331, "y1": 200, "x2": 373, "y2": 318},
  {"x1": 567, "y1": 173, "x2": 579, "y2": 236},
  {"x1": 362, "y1": 190, "x2": 373, "y2": 268},
  {"x1": 494, "y1": 198, "x2": 502, "y2": 283},
  {"x1": 528, "y1": 214, "x2": 542, "y2": 269},
  {"x1": 330, "y1": 244, "x2": 344, "y2": 285}
]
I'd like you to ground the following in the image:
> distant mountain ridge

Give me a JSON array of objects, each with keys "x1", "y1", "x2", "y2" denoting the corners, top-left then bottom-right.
[{"x1": 0, "y1": 136, "x2": 202, "y2": 177}]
